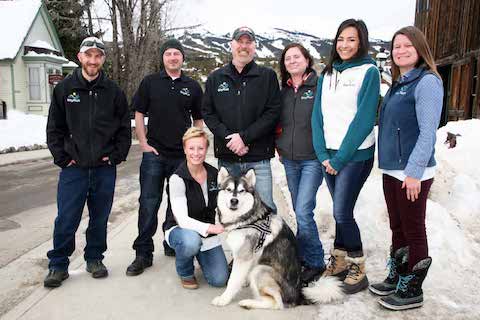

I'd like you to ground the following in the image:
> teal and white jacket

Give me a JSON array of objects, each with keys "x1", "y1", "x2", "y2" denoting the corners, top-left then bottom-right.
[{"x1": 311, "y1": 57, "x2": 380, "y2": 172}]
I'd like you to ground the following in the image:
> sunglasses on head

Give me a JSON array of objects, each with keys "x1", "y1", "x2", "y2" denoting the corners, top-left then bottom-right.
[{"x1": 81, "y1": 40, "x2": 105, "y2": 50}]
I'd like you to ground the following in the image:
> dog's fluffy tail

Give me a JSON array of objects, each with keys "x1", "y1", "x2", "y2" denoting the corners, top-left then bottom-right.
[{"x1": 302, "y1": 276, "x2": 344, "y2": 304}]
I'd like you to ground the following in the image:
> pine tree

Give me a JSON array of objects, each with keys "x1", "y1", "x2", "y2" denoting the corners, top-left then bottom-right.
[{"x1": 44, "y1": 0, "x2": 89, "y2": 63}]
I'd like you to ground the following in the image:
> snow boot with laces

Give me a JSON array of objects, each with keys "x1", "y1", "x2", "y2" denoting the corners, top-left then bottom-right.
[
  {"x1": 379, "y1": 257, "x2": 432, "y2": 310},
  {"x1": 369, "y1": 246, "x2": 409, "y2": 296},
  {"x1": 343, "y1": 255, "x2": 369, "y2": 294},
  {"x1": 322, "y1": 248, "x2": 348, "y2": 280}
]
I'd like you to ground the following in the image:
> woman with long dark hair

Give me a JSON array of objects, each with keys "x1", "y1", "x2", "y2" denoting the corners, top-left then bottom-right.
[
  {"x1": 311, "y1": 19, "x2": 380, "y2": 294},
  {"x1": 369, "y1": 26, "x2": 443, "y2": 311},
  {"x1": 276, "y1": 43, "x2": 325, "y2": 285}
]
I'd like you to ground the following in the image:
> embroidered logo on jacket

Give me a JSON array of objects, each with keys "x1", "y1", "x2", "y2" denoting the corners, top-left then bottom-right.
[
  {"x1": 301, "y1": 89, "x2": 314, "y2": 100},
  {"x1": 180, "y1": 87, "x2": 191, "y2": 96},
  {"x1": 396, "y1": 85, "x2": 408, "y2": 96},
  {"x1": 66, "y1": 92, "x2": 80, "y2": 103},
  {"x1": 342, "y1": 79, "x2": 356, "y2": 87},
  {"x1": 217, "y1": 82, "x2": 230, "y2": 92}
]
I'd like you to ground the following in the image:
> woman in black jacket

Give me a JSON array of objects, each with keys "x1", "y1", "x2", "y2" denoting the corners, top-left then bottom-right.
[{"x1": 276, "y1": 43, "x2": 325, "y2": 285}]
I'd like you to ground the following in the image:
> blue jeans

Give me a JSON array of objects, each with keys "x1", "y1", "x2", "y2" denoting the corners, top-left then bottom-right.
[
  {"x1": 282, "y1": 158, "x2": 325, "y2": 269},
  {"x1": 218, "y1": 159, "x2": 276, "y2": 212},
  {"x1": 47, "y1": 165, "x2": 116, "y2": 271},
  {"x1": 169, "y1": 228, "x2": 228, "y2": 287},
  {"x1": 323, "y1": 158, "x2": 374, "y2": 255},
  {"x1": 133, "y1": 152, "x2": 183, "y2": 259}
]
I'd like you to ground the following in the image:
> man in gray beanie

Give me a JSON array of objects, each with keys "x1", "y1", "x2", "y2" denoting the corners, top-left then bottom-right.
[{"x1": 126, "y1": 37, "x2": 204, "y2": 276}]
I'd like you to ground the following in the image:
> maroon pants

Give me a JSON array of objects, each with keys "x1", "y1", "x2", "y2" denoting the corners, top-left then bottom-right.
[{"x1": 382, "y1": 174, "x2": 433, "y2": 271}]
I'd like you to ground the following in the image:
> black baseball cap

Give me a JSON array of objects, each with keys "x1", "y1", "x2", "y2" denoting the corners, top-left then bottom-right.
[{"x1": 232, "y1": 26, "x2": 255, "y2": 41}]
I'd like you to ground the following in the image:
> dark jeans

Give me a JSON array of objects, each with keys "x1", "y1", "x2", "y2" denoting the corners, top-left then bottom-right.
[
  {"x1": 383, "y1": 174, "x2": 434, "y2": 271},
  {"x1": 47, "y1": 165, "x2": 117, "y2": 271},
  {"x1": 133, "y1": 152, "x2": 182, "y2": 259},
  {"x1": 282, "y1": 158, "x2": 325, "y2": 268},
  {"x1": 323, "y1": 158, "x2": 373, "y2": 255}
]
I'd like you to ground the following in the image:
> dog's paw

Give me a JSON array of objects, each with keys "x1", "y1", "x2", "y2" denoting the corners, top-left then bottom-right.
[
  {"x1": 238, "y1": 299, "x2": 254, "y2": 309},
  {"x1": 211, "y1": 295, "x2": 231, "y2": 307}
]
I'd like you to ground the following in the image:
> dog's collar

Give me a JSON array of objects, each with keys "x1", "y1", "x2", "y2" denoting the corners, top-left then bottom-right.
[{"x1": 236, "y1": 214, "x2": 272, "y2": 252}]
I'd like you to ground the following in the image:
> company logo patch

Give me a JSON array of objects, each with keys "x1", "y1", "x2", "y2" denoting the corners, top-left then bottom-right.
[
  {"x1": 66, "y1": 92, "x2": 80, "y2": 103},
  {"x1": 396, "y1": 86, "x2": 408, "y2": 96},
  {"x1": 217, "y1": 82, "x2": 230, "y2": 92},
  {"x1": 301, "y1": 89, "x2": 314, "y2": 100},
  {"x1": 180, "y1": 87, "x2": 191, "y2": 96},
  {"x1": 342, "y1": 79, "x2": 356, "y2": 87}
]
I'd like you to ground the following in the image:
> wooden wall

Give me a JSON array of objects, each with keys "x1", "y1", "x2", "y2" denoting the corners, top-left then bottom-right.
[{"x1": 415, "y1": 0, "x2": 480, "y2": 123}]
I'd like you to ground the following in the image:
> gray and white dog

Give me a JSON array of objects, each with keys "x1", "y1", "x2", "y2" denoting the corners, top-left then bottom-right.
[{"x1": 212, "y1": 167, "x2": 343, "y2": 309}]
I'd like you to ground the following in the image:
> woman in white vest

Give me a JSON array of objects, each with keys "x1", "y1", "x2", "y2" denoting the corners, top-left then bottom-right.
[{"x1": 311, "y1": 19, "x2": 380, "y2": 294}]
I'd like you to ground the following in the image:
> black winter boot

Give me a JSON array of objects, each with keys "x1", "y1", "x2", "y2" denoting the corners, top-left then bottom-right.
[
  {"x1": 369, "y1": 246, "x2": 409, "y2": 296},
  {"x1": 379, "y1": 257, "x2": 432, "y2": 311}
]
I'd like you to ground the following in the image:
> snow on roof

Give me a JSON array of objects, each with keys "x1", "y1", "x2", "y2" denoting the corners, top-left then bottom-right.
[
  {"x1": 28, "y1": 39, "x2": 57, "y2": 51},
  {"x1": 24, "y1": 51, "x2": 68, "y2": 62},
  {"x1": 0, "y1": 0, "x2": 42, "y2": 60},
  {"x1": 62, "y1": 60, "x2": 79, "y2": 68}
]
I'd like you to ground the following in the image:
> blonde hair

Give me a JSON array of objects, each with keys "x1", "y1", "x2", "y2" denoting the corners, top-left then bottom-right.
[{"x1": 182, "y1": 127, "x2": 209, "y2": 147}]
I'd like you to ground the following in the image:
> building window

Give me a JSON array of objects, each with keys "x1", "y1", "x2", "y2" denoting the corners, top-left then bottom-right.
[{"x1": 28, "y1": 67, "x2": 41, "y2": 100}]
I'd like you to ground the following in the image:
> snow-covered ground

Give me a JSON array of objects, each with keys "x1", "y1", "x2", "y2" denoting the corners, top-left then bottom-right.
[
  {"x1": 272, "y1": 119, "x2": 480, "y2": 319},
  {"x1": 1, "y1": 111, "x2": 479, "y2": 318}
]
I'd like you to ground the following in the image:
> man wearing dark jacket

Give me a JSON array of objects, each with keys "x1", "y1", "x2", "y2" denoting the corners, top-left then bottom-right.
[
  {"x1": 44, "y1": 36, "x2": 131, "y2": 288},
  {"x1": 126, "y1": 38, "x2": 204, "y2": 276},
  {"x1": 202, "y1": 26, "x2": 281, "y2": 210}
]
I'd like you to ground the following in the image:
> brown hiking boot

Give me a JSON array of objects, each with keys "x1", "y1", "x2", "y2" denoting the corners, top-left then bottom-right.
[
  {"x1": 181, "y1": 276, "x2": 199, "y2": 290},
  {"x1": 323, "y1": 248, "x2": 348, "y2": 280},
  {"x1": 343, "y1": 255, "x2": 369, "y2": 294}
]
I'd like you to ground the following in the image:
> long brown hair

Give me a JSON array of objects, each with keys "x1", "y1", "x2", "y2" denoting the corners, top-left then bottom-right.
[
  {"x1": 323, "y1": 19, "x2": 370, "y2": 75},
  {"x1": 390, "y1": 26, "x2": 440, "y2": 81},
  {"x1": 279, "y1": 43, "x2": 314, "y2": 88}
]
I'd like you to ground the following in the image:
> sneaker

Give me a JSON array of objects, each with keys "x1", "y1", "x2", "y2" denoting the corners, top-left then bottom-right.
[
  {"x1": 44, "y1": 269, "x2": 69, "y2": 288},
  {"x1": 86, "y1": 260, "x2": 108, "y2": 278},
  {"x1": 181, "y1": 276, "x2": 199, "y2": 290},
  {"x1": 301, "y1": 265, "x2": 326, "y2": 285},
  {"x1": 126, "y1": 256, "x2": 153, "y2": 276},
  {"x1": 343, "y1": 255, "x2": 369, "y2": 294},
  {"x1": 163, "y1": 240, "x2": 175, "y2": 257}
]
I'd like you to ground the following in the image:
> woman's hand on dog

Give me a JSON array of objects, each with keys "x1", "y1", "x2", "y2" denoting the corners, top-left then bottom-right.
[{"x1": 207, "y1": 224, "x2": 225, "y2": 235}]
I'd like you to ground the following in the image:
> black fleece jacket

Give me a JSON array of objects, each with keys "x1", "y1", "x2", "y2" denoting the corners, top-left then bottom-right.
[
  {"x1": 46, "y1": 68, "x2": 131, "y2": 168},
  {"x1": 202, "y1": 61, "x2": 281, "y2": 162}
]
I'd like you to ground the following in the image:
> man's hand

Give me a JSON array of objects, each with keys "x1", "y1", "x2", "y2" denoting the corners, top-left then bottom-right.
[
  {"x1": 402, "y1": 176, "x2": 421, "y2": 202},
  {"x1": 140, "y1": 141, "x2": 159, "y2": 155},
  {"x1": 207, "y1": 224, "x2": 225, "y2": 235},
  {"x1": 225, "y1": 133, "x2": 246, "y2": 155},
  {"x1": 322, "y1": 159, "x2": 337, "y2": 175}
]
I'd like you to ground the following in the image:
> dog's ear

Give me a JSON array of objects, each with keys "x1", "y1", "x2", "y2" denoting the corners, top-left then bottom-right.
[
  {"x1": 244, "y1": 169, "x2": 256, "y2": 187},
  {"x1": 218, "y1": 167, "x2": 229, "y2": 186}
]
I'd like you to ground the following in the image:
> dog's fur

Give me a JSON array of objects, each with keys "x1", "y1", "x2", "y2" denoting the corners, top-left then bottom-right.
[{"x1": 212, "y1": 168, "x2": 343, "y2": 309}]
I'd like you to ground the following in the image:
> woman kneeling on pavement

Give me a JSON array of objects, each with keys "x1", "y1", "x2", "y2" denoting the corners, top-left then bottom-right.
[
  {"x1": 163, "y1": 127, "x2": 228, "y2": 289},
  {"x1": 311, "y1": 18, "x2": 380, "y2": 294},
  {"x1": 369, "y1": 26, "x2": 443, "y2": 311},
  {"x1": 276, "y1": 43, "x2": 326, "y2": 285}
]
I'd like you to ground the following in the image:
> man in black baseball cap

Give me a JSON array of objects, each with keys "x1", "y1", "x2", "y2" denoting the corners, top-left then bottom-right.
[{"x1": 231, "y1": 26, "x2": 256, "y2": 41}]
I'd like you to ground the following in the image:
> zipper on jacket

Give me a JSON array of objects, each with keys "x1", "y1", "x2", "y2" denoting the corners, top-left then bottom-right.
[
  {"x1": 397, "y1": 128, "x2": 402, "y2": 163},
  {"x1": 89, "y1": 90, "x2": 94, "y2": 166},
  {"x1": 291, "y1": 91, "x2": 297, "y2": 160}
]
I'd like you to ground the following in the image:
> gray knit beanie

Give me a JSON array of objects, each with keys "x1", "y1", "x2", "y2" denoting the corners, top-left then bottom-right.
[{"x1": 160, "y1": 38, "x2": 185, "y2": 58}]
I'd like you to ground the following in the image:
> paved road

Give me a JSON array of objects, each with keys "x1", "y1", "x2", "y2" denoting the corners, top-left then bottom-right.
[{"x1": 0, "y1": 144, "x2": 143, "y2": 222}]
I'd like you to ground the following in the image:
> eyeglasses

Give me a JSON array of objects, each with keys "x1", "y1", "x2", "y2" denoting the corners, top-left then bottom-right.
[{"x1": 81, "y1": 40, "x2": 105, "y2": 50}]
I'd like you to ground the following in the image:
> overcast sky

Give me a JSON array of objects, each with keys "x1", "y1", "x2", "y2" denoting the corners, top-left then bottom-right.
[{"x1": 170, "y1": 0, "x2": 417, "y2": 40}]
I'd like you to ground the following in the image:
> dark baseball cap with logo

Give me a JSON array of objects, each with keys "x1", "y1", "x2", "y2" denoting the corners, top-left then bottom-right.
[{"x1": 232, "y1": 26, "x2": 256, "y2": 41}]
